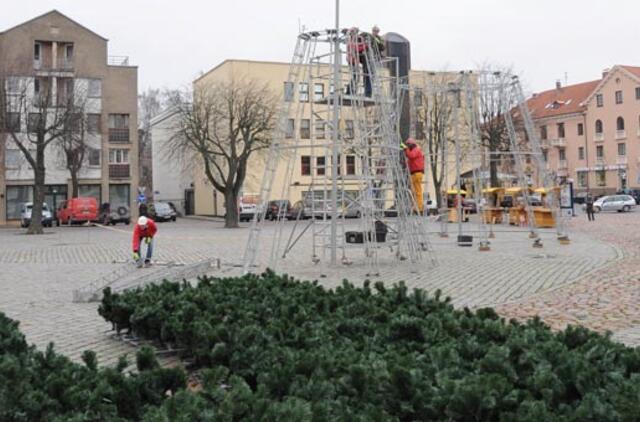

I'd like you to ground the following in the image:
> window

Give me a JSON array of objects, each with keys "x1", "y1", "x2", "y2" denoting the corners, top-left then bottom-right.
[
  {"x1": 33, "y1": 42, "x2": 41, "y2": 61},
  {"x1": 577, "y1": 171, "x2": 587, "y2": 188},
  {"x1": 596, "y1": 94, "x2": 603, "y2": 107},
  {"x1": 6, "y1": 186, "x2": 33, "y2": 220},
  {"x1": 595, "y1": 119, "x2": 603, "y2": 134},
  {"x1": 615, "y1": 90, "x2": 623, "y2": 104},
  {"x1": 540, "y1": 125, "x2": 547, "y2": 140},
  {"x1": 87, "y1": 114, "x2": 101, "y2": 133},
  {"x1": 108, "y1": 148, "x2": 129, "y2": 164},
  {"x1": 6, "y1": 77, "x2": 20, "y2": 94},
  {"x1": 596, "y1": 145, "x2": 604, "y2": 158},
  {"x1": 108, "y1": 114, "x2": 129, "y2": 129},
  {"x1": 88, "y1": 79, "x2": 101, "y2": 98},
  {"x1": 596, "y1": 170, "x2": 606, "y2": 186},
  {"x1": 87, "y1": 148, "x2": 101, "y2": 166},
  {"x1": 414, "y1": 88, "x2": 423, "y2": 106},
  {"x1": 66, "y1": 113, "x2": 82, "y2": 133},
  {"x1": 636, "y1": 87, "x2": 640, "y2": 100},
  {"x1": 557, "y1": 123, "x2": 565, "y2": 139},
  {"x1": 577, "y1": 123, "x2": 584, "y2": 136},
  {"x1": 5, "y1": 149, "x2": 23, "y2": 169},
  {"x1": 617, "y1": 116, "x2": 625, "y2": 130},
  {"x1": 285, "y1": 119, "x2": 294, "y2": 138},
  {"x1": 6, "y1": 113, "x2": 20, "y2": 132},
  {"x1": 346, "y1": 155, "x2": 356, "y2": 175},
  {"x1": 300, "y1": 119, "x2": 310, "y2": 139},
  {"x1": 542, "y1": 151, "x2": 548, "y2": 162},
  {"x1": 79, "y1": 185, "x2": 101, "y2": 203},
  {"x1": 301, "y1": 156, "x2": 311, "y2": 176},
  {"x1": 313, "y1": 83, "x2": 324, "y2": 101},
  {"x1": 345, "y1": 120, "x2": 354, "y2": 139},
  {"x1": 284, "y1": 82, "x2": 294, "y2": 102},
  {"x1": 299, "y1": 82, "x2": 309, "y2": 102},
  {"x1": 27, "y1": 113, "x2": 42, "y2": 133},
  {"x1": 415, "y1": 121, "x2": 425, "y2": 140},
  {"x1": 108, "y1": 184, "x2": 130, "y2": 208},
  {"x1": 315, "y1": 121, "x2": 325, "y2": 139},
  {"x1": 316, "y1": 156, "x2": 325, "y2": 176},
  {"x1": 578, "y1": 147, "x2": 585, "y2": 160},
  {"x1": 64, "y1": 44, "x2": 74, "y2": 60},
  {"x1": 559, "y1": 148, "x2": 566, "y2": 161},
  {"x1": 618, "y1": 143, "x2": 626, "y2": 156}
]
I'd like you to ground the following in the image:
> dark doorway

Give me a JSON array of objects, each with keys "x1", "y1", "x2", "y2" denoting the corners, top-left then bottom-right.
[
  {"x1": 44, "y1": 185, "x2": 68, "y2": 221},
  {"x1": 184, "y1": 189, "x2": 195, "y2": 215}
]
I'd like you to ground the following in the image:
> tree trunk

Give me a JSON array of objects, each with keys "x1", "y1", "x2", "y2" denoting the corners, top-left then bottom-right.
[
  {"x1": 434, "y1": 180, "x2": 443, "y2": 209},
  {"x1": 28, "y1": 149, "x2": 46, "y2": 235},
  {"x1": 489, "y1": 158, "x2": 499, "y2": 188},
  {"x1": 70, "y1": 170, "x2": 79, "y2": 198},
  {"x1": 224, "y1": 190, "x2": 239, "y2": 228}
]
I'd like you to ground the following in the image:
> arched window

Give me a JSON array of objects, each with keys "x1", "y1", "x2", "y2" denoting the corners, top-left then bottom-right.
[
  {"x1": 617, "y1": 116, "x2": 625, "y2": 131},
  {"x1": 595, "y1": 119, "x2": 603, "y2": 134}
]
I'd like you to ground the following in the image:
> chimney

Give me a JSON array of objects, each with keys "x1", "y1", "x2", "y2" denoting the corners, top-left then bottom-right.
[
  {"x1": 602, "y1": 68, "x2": 610, "y2": 79},
  {"x1": 532, "y1": 93, "x2": 537, "y2": 98},
  {"x1": 555, "y1": 80, "x2": 562, "y2": 90}
]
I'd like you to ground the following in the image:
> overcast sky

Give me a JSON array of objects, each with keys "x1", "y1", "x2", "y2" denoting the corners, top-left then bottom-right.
[{"x1": 3, "y1": 0, "x2": 639, "y2": 94}]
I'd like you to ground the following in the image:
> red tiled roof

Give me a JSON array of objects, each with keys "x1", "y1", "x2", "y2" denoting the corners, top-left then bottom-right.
[
  {"x1": 526, "y1": 80, "x2": 599, "y2": 120},
  {"x1": 621, "y1": 65, "x2": 640, "y2": 79}
]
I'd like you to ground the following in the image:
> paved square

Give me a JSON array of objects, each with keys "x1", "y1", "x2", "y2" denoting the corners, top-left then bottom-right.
[{"x1": 0, "y1": 209, "x2": 636, "y2": 366}]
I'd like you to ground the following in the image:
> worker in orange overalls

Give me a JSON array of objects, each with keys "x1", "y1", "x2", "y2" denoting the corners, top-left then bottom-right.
[{"x1": 401, "y1": 138, "x2": 425, "y2": 214}]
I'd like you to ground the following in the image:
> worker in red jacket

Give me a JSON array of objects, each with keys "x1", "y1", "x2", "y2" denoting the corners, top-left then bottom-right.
[
  {"x1": 401, "y1": 138, "x2": 425, "y2": 214},
  {"x1": 132, "y1": 216, "x2": 157, "y2": 267}
]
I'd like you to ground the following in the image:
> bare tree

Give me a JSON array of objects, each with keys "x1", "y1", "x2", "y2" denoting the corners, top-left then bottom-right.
[
  {"x1": 1, "y1": 76, "x2": 77, "y2": 234},
  {"x1": 137, "y1": 88, "x2": 164, "y2": 198},
  {"x1": 477, "y1": 66, "x2": 519, "y2": 187},
  {"x1": 416, "y1": 76, "x2": 456, "y2": 209},
  {"x1": 56, "y1": 92, "x2": 90, "y2": 198},
  {"x1": 168, "y1": 79, "x2": 277, "y2": 228}
]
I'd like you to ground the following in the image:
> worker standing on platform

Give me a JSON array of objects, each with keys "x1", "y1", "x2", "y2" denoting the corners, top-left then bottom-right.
[
  {"x1": 401, "y1": 138, "x2": 425, "y2": 214},
  {"x1": 360, "y1": 25, "x2": 385, "y2": 97},
  {"x1": 346, "y1": 27, "x2": 365, "y2": 96}
]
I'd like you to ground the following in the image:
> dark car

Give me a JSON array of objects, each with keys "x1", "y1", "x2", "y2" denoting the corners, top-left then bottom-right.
[
  {"x1": 151, "y1": 202, "x2": 177, "y2": 222},
  {"x1": 266, "y1": 200, "x2": 292, "y2": 221},
  {"x1": 99, "y1": 203, "x2": 131, "y2": 225}
]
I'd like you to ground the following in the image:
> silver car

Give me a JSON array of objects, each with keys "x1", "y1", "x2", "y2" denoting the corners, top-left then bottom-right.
[
  {"x1": 593, "y1": 195, "x2": 636, "y2": 212},
  {"x1": 21, "y1": 202, "x2": 53, "y2": 227}
]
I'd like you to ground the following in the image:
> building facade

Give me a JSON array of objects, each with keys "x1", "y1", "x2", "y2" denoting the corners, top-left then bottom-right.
[
  {"x1": 0, "y1": 10, "x2": 139, "y2": 223},
  {"x1": 186, "y1": 59, "x2": 465, "y2": 216},
  {"x1": 528, "y1": 65, "x2": 640, "y2": 196}
]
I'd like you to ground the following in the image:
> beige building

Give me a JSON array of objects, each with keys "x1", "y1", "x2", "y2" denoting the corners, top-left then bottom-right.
[
  {"x1": 527, "y1": 65, "x2": 640, "y2": 196},
  {"x1": 0, "y1": 10, "x2": 139, "y2": 223},
  {"x1": 189, "y1": 59, "x2": 463, "y2": 216}
]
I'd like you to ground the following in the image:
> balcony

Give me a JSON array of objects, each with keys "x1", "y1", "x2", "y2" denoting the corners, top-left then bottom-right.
[
  {"x1": 108, "y1": 128, "x2": 130, "y2": 143},
  {"x1": 616, "y1": 156, "x2": 628, "y2": 166},
  {"x1": 550, "y1": 138, "x2": 566, "y2": 147},
  {"x1": 109, "y1": 164, "x2": 130, "y2": 179},
  {"x1": 558, "y1": 160, "x2": 568, "y2": 170},
  {"x1": 616, "y1": 130, "x2": 626, "y2": 140},
  {"x1": 539, "y1": 138, "x2": 550, "y2": 149},
  {"x1": 594, "y1": 133, "x2": 605, "y2": 142}
]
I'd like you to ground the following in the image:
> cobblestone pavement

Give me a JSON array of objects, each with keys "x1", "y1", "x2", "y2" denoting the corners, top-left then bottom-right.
[
  {"x1": 496, "y1": 210, "x2": 640, "y2": 346},
  {"x1": 0, "y1": 211, "x2": 631, "y2": 367}
]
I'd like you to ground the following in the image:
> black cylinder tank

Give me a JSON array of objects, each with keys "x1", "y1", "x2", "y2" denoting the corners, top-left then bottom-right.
[{"x1": 383, "y1": 32, "x2": 411, "y2": 142}]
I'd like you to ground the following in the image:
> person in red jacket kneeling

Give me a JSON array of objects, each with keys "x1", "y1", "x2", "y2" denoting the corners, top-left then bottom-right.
[
  {"x1": 132, "y1": 216, "x2": 157, "y2": 268},
  {"x1": 401, "y1": 138, "x2": 425, "y2": 214}
]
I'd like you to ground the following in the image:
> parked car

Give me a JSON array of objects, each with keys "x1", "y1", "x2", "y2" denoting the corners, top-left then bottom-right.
[
  {"x1": 593, "y1": 195, "x2": 636, "y2": 213},
  {"x1": 573, "y1": 192, "x2": 589, "y2": 205},
  {"x1": 99, "y1": 203, "x2": 131, "y2": 225},
  {"x1": 152, "y1": 202, "x2": 177, "y2": 222},
  {"x1": 266, "y1": 200, "x2": 292, "y2": 221},
  {"x1": 287, "y1": 200, "x2": 310, "y2": 220},
  {"x1": 21, "y1": 202, "x2": 53, "y2": 228},
  {"x1": 239, "y1": 203, "x2": 258, "y2": 222},
  {"x1": 56, "y1": 197, "x2": 99, "y2": 225},
  {"x1": 340, "y1": 197, "x2": 362, "y2": 219},
  {"x1": 617, "y1": 189, "x2": 640, "y2": 205}
]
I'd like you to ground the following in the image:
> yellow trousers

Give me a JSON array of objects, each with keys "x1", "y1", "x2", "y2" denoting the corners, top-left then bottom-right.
[{"x1": 411, "y1": 172, "x2": 424, "y2": 212}]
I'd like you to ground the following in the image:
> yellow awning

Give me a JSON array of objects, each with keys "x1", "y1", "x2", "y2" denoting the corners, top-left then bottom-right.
[
  {"x1": 482, "y1": 187, "x2": 504, "y2": 194},
  {"x1": 534, "y1": 187, "x2": 561, "y2": 194},
  {"x1": 505, "y1": 187, "x2": 532, "y2": 194},
  {"x1": 447, "y1": 189, "x2": 467, "y2": 195}
]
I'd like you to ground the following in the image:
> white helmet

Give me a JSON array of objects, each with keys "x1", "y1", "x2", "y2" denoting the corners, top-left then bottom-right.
[{"x1": 137, "y1": 216, "x2": 148, "y2": 226}]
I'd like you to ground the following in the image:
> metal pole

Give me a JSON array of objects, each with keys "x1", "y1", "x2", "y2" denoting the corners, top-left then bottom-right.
[
  {"x1": 453, "y1": 84, "x2": 462, "y2": 239},
  {"x1": 330, "y1": 0, "x2": 340, "y2": 265}
]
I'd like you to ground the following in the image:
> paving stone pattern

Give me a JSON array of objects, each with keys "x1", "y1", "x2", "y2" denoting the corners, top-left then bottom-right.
[{"x1": 0, "y1": 211, "x2": 633, "y2": 367}]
